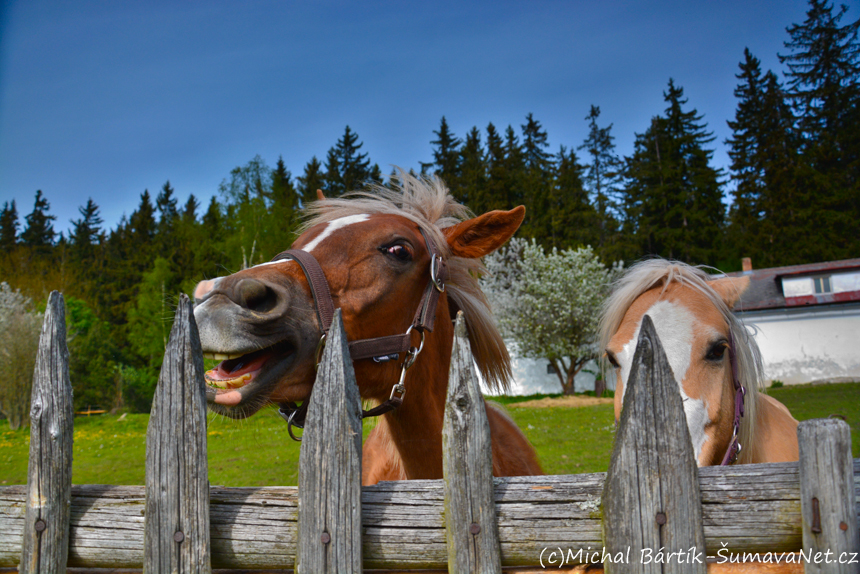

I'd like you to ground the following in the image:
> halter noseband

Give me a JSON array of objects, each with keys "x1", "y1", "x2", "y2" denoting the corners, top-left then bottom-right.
[
  {"x1": 719, "y1": 329, "x2": 746, "y2": 465},
  {"x1": 270, "y1": 226, "x2": 449, "y2": 440}
]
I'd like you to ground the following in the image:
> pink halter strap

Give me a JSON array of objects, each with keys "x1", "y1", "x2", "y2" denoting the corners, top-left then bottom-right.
[{"x1": 719, "y1": 329, "x2": 746, "y2": 465}]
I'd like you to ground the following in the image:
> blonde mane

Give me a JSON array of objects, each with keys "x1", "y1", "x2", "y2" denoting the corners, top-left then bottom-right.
[
  {"x1": 300, "y1": 169, "x2": 512, "y2": 391},
  {"x1": 598, "y1": 259, "x2": 763, "y2": 464}
]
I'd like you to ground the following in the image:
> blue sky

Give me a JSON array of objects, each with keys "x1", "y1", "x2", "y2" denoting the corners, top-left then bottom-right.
[{"x1": 0, "y1": 0, "x2": 814, "y2": 235}]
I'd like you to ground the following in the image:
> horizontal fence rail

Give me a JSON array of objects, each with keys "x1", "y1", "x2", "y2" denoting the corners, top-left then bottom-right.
[
  {"x1": 2, "y1": 462, "x2": 859, "y2": 569},
  {"x1": 0, "y1": 291, "x2": 858, "y2": 572}
]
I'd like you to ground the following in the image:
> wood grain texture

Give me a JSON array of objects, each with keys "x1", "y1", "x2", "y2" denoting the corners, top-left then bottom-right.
[
  {"x1": 798, "y1": 419, "x2": 859, "y2": 574},
  {"x1": 143, "y1": 294, "x2": 211, "y2": 573},
  {"x1": 296, "y1": 310, "x2": 363, "y2": 574},
  {"x1": 602, "y1": 315, "x2": 707, "y2": 574},
  {"x1": 1, "y1": 461, "x2": 858, "y2": 570},
  {"x1": 442, "y1": 313, "x2": 502, "y2": 573},
  {"x1": 21, "y1": 291, "x2": 74, "y2": 574}
]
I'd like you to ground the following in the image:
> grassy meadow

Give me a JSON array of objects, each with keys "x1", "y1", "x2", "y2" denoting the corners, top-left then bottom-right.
[{"x1": 1, "y1": 382, "x2": 857, "y2": 487}]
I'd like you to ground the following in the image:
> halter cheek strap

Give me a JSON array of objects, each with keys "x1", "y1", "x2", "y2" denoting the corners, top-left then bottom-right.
[
  {"x1": 269, "y1": 227, "x2": 449, "y2": 438},
  {"x1": 719, "y1": 329, "x2": 746, "y2": 466}
]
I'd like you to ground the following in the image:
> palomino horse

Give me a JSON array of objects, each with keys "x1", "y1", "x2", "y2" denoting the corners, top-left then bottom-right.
[
  {"x1": 193, "y1": 171, "x2": 542, "y2": 484},
  {"x1": 599, "y1": 259, "x2": 799, "y2": 466}
]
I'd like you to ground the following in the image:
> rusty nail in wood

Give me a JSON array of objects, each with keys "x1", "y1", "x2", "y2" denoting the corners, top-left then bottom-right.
[
  {"x1": 34, "y1": 520, "x2": 46, "y2": 532},
  {"x1": 811, "y1": 498, "x2": 822, "y2": 534},
  {"x1": 655, "y1": 512, "x2": 667, "y2": 525},
  {"x1": 321, "y1": 532, "x2": 331, "y2": 544},
  {"x1": 173, "y1": 531, "x2": 185, "y2": 543},
  {"x1": 469, "y1": 522, "x2": 481, "y2": 535},
  {"x1": 840, "y1": 522, "x2": 848, "y2": 531}
]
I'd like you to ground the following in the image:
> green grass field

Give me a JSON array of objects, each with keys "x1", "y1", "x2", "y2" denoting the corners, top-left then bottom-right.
[{"x1": 1, "y1": 382, "x2": 857, "y2": 487}]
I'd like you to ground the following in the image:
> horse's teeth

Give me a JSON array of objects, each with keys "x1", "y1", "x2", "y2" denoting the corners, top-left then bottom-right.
[
  {"x1": 203, "y1": 352, "x2": 244, "y2": 361},
  {"x1": 205, "y1": 373, "x2": 252, "y2": 390}
]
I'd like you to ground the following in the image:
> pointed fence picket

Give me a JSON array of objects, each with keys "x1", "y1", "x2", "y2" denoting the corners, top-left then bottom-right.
[{"x1": 0, "y1": 291, "x2": 858, "y2": 573}]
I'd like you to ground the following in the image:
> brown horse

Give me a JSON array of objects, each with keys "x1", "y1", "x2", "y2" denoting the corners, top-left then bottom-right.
[
  {"x1": 193, "y1": 171, "x2": 542, "y2": 484},
  {"x1": 599, "y1": 259, "x2": 799, "y2": 466}
]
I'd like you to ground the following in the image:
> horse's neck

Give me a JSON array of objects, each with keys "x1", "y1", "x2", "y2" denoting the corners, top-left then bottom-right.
[
  {"x1": 749, "y1": 393, "x2": 799, "y2": 463},
  {"x1": 376, "y1": 324, "x2": 453, "y2": 480}
]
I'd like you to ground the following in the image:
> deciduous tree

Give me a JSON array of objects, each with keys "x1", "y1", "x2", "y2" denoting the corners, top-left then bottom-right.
[{"x1": 483, "y1": 238, "x2": 620, "y2": 396}]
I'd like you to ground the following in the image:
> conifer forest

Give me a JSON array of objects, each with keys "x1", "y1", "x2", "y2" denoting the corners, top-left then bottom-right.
[{"x1": 1, "y1": 0, "x2": 858, "y2": 415}]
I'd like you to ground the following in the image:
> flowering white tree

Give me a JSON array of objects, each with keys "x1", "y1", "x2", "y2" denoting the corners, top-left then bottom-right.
[
  {"x1": 483, "y1": 238, "x2": 620, "y2": 396},
  {"x1": 0, "y1": 283, "x2": 43, "y2": 429}
]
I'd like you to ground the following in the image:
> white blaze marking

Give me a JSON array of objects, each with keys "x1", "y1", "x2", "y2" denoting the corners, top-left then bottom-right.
[
  {"x1": 249, "y1": 213, "x2": 371, "y2": 269},
  {"x1": 617, "y1": 300, "x2": 711, "y2": 463},
  {"x1": 301, "y1": 214, "x2": 370, "y2": 253},
  {"x1": 253, "y1": 259, "x2": 292, "y2": 268}
]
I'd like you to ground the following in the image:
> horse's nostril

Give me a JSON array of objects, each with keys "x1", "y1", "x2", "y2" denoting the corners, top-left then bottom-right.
[{"x1": 236, "y1": 278, "x2": 274, "y2": 312}]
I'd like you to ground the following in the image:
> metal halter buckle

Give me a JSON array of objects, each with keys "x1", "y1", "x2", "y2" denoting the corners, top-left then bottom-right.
[{"x1": 389, "y1": 383, "x2": 406, "y2": 401}]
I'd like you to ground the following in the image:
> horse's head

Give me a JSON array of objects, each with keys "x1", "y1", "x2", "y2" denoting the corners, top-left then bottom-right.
[
  {"x1": 193, "y1": 174, "x2": 523, "y2": 419},
  {"x1": 599, "y1": 260, "x2": 762, "y2": 466}
]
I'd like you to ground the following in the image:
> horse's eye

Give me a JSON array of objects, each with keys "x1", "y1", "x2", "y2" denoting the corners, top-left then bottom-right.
[
  {"x1": 382, "y1": 244, "x2": 412, "y2": 261},
  {"x1": 605, "y1": 351, "x2": 620, "y2": 369},
  {"x1": 705, "y1": 342, "x2": 728, "y2": 362}
]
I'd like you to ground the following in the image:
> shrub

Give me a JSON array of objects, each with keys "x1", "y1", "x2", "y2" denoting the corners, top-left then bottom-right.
[{"x1": 0, "y1": 282, "x2": 43, "y2": 429}]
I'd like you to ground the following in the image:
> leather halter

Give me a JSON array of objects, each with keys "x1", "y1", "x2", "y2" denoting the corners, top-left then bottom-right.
[
  {"x1": 269, "y1": 226, "x2": 449, "y2": 439},
  {"x1": 719, "y1": 329, "x2": 746, "y2": 465}
]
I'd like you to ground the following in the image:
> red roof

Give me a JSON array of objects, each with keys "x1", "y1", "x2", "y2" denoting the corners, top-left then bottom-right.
[{"x1": 729, "y1": 258, "x2": 860, "y2": 312}]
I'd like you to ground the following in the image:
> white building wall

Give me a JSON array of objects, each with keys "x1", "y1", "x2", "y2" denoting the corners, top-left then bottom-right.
[
  {"x1": 482, "y1": 341, "x2": 613, "y2": 396},
  {"x1": 738, "y1": 303, "x2": 860, "y2": 385}
]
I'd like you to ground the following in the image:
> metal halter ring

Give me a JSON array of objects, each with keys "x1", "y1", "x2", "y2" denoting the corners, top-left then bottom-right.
[
  {"x1": 430, "y1": 255, "x2": 445, "y2": 293},
  {"x1": 402, "y1": 326, "x2": 425, "y2": 371},
  {"x1": 314, "y1": 332, "x2": 327, "y2": 370},
  {"x1": 286, "y1": 409, "x2": 304, "y2": 442}
]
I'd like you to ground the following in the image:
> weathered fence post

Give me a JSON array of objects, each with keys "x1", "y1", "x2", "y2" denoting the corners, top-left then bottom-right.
[
  {"x1": 20, "y1": 291, "x2": 73, "y2": 574},
  {"x1": 602, "y1": 315, "x2": 706, "y2": 574},
  {"x1": 143, "y1": 294, "x2": 211, "y2": 574},
  {"x1": 442, "y1": 312, "x2": 502, "y2": 574},
  {"x1": 798, "y1": 419, "x2": 859, "y2": 574},
  {"x1": 296, "y1": 310, "x2": 363, "y2": 573}
]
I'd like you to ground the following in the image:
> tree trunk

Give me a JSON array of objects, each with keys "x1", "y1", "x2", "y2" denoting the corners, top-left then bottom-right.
[{"x1": 561, "y1": 376, "x2": 575, "y2": 396}]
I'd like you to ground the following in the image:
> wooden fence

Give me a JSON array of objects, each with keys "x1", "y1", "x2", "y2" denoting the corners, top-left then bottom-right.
[{"x1": 0, "y1": 291, "x2": 858, "y2": 573}]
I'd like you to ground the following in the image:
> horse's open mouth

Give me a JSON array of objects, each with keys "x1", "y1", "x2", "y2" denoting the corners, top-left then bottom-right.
[{"x1": 203, "y1": 341, "x2": 296, "y2": 409}]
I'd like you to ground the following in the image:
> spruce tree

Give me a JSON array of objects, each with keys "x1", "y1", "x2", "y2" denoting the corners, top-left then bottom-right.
[
  {"x1": 778, "y1": 0, "x2": 860, "y2": 261},
  {"x1": 202, "y1": 196, "x2": 221, "y2": 229},
  {"x1": 155, "y1": 181, "x2": 180, "y2": 256},
  {"x1": 324, "y1": 126, "x2": 372, "y2": 195},
  {"x1": 271, "y1": 156, "x2": 299, "y2": 213},
  {"x1": 70, "y1": 198, "x2": 104, "y2": 250},
  {"x1": 20, "y1": 190, "x2": 56, "y2": 250},
  {"x1": 726, "y1": 50, "x2": 800, "y2": 267},
  {"x1": 0, "y1": 200, "x2": 19, "y2": 251},
  {"x1": 552, "y1": 145, "x2": 600, "y2": 251},
  {"x1": 297, "y1": 156, "x2": 325, "y2": 206},
  {"x1": 127, "y1": 190, "x2": 157, "y2": 280},
  {"x1": 779, "y1": 0, "x2": 859, "y2": 149},
  {"x1": 520, "y1": 114, "x2": 553, "y2": 244},
  {"x1": 579, "y1": 106, "x2": 624, "y2": 255},
  {"x1": 423, "y1": 116, "x2": 462, "y2": 193},
  {"x1": 482, "y1": 123, "x2": 509, "y2": 212},
  {"x1": 622, "y1": 80, "x2": 724, "y2": 264},
  {"x1": 69, "y1": 198, "x2": 104, "y2": 284},
  {"x1": 502, "y1": 125, "x2": 526, "y2": 211},
  {"x1": 459, "y1": 126, "x2": 487, "y2": 212}
]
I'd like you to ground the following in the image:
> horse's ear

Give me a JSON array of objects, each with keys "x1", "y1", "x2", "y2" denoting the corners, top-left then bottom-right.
[
  {"x1": 316, "y1": 189, "x2": 326, "y2": 201},
  {"x1": 442, "y1": 206, "x2": 525, "y2": 259},
  {"x1": 709, "y1": 275, "x2": 751, "y2": 309}
]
